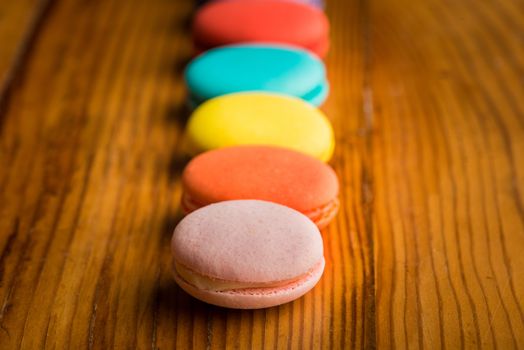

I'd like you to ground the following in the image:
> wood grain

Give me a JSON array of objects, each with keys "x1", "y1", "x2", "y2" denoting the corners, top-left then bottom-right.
[
  {"x1": 0, "y1": 0, "x2": 52, "y2": 118},
  {"x1": 0, "y1": 0, "x2": 522, "y2": 348},
  {"x1": 370, "y1": 0, "x2": 524, "y2": 347}
]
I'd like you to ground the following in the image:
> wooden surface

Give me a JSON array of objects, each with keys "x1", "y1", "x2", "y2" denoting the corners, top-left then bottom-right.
[{"x1": 0, "y1": 0, "x2": 523, "y2": 348}]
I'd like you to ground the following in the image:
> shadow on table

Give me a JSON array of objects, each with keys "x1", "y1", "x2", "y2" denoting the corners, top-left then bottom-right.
[
  {"x1": 155, "y1": 278, "x2": 268, "y2": 330},
  {"x1": 162, "y1": 100, "x2": 194, "y2": 182},
  {"x1": 172, "y1": 55, "x2": 193, "y2": 76},
  {"x1": 165, "y1": 103, "x2": 192, "y2": 130},
  {"x1": 167, "y1": 152, "x2": 192, "y2": 181}
]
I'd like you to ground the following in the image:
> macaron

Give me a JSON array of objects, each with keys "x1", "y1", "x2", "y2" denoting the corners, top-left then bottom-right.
[
  {"x1": 185, "y1": 44, "x2": 328, "y2": 107},
  {"x1": 184, "y1": 92, "x2": 335, "y2": 162},
  {"x1": 171, "y1": 200, "x2": 325, "y2": 309},
  {"x1": 196, "y1": 0, "x2": 325, "y2": 9},
  {"x1": 181, "y1": 146, "x2": 339, "y2": 228},
  {"x1": 193, "y1": 0, "x2": 329, "y2": 57}
]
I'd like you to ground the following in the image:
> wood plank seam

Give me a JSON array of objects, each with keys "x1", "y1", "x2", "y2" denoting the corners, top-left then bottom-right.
[{"x1": 361, "y1": 0, "x2": 376, "y2": 347}]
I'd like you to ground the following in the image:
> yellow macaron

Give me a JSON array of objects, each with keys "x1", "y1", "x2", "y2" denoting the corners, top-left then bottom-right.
[{"x1": 184, "y1": 93, "x2": 335, "y2": 162}]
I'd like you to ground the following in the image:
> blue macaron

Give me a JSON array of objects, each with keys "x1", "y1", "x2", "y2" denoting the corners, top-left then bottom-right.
[{"x1": 184, "y1": 44, "x2": 329, "y2": 107}]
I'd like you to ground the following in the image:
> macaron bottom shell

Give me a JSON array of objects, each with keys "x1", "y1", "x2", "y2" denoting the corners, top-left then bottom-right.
[
  {"x1": 195, "y1": 0, "x2": 325, "y2": 9},
  {"x1": 187, "y1": 80, "x2": 329, "y2": 108},
  {"x1": 299, "y1": 80, "x2": 329, "y2": 107},
  {"x1": 304, "y1": 197, "x2": 340, "y2": 229},
  {"x1": 181, "y1": 194, "x2": 339, "y2": 229},
  {"x1": 193, "y1": 38, "x2": 330, "y2": 61},
  {"x1": 172, "y1": 258, "x2": 325, "y2": 309}
]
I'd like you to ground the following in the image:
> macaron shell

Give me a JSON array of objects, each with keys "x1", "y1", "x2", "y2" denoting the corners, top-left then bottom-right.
[
  {"x1": 172, "y1": 257, "x2": 325, "y2": 309},
  {"x1": 306, "y1": 198, "x2": 340, "y2": 229},
  {"x1": 301, "y1": 79, "x2": 329, "y2": 107},
  {"x1": 185, "y1": 93, "x2": 335, "y2": 162},
  {"x1": 172, "y1": 200, "x2": 323, "y2": 283},
  {"x1": 196, "y1": 0, "x2": 325, "y2": 9},
  {"x1": 182, "y1": 146, "x2": 339, "y2": 214},
  {"x1": 187, "y1": 80, "x2": 328, "y2": 109},
  {"x1": 193, "y1": 0, "x2": 329, "y2": 57},
  {"x1": 185, "y1": 45, "x2": 328, "y2": 106}
]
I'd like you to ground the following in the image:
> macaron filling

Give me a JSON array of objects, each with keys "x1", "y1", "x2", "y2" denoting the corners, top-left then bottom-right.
[{"x1": 173, "y1": 259, "x2": 325, "y2": 293}]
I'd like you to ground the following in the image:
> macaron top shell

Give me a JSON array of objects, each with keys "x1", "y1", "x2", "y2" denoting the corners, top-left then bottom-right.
[
  {"x1": 182, "y1": 146, "x2": 339, "y2": 213},
  {"x1": 185, "y1": 93, "x2": 335, "y2": 162},
  {"x1": 185, "y1": 45, "x2": 328, "y2": 106},
  {"x1": 172, "y1": 200, "x2": 323, "y2": 284},
  {"x1": 193, "y1": 0, "x2": 329, "y2": 57}
]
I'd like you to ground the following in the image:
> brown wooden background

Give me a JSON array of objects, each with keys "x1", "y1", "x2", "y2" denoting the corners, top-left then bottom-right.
[{"x1": 0, "y1": 0, "x2": 523, "y2": 348}]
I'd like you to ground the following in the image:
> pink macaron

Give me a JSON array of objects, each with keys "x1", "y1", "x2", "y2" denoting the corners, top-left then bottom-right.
[{"x1": 171, "y1": 200, "x2": 325, "y2": 309}]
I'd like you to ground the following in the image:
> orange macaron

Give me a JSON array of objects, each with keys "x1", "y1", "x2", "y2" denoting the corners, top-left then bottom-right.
[{"x1": 181, "y1": 146, "x2": 339, "y2": 228}]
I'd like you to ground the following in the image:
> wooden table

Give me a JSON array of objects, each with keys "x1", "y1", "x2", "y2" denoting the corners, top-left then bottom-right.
[{"x1": 0, "y1": 0, "x2": 523, "y2": 348}]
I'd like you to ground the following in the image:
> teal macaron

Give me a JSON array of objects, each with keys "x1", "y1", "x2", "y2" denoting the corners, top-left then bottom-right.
[{"x1": 184, "y1": 44, "x2": 329, "y2": 107}]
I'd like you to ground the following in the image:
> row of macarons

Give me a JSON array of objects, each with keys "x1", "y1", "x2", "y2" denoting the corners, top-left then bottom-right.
[{"x1": 171, "y1": 0, "x2": 336, "y2": 309}]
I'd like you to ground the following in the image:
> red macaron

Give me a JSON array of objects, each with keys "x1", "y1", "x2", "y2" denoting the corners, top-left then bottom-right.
[
  {"x1": 192, "y1": 0, "x2": 330, "y2": 58},
  {"x1": 181, "y1": 146, "x2": 339, "y2": 228}
]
